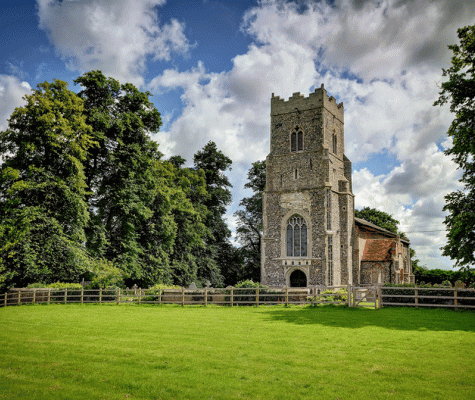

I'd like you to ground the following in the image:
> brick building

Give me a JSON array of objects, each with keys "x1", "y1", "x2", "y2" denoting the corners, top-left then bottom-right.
[{"x1": 261, "y1": 85, "x2": 413, "y2": 287}]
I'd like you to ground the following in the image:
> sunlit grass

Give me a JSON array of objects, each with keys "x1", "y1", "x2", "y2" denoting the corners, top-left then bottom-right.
[{"x1": 1, "y1": 304, "x2": 474, "y2": 399}]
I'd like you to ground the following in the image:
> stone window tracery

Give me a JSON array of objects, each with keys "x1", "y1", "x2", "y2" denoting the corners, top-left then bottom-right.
[
  {"x1": 286, "y1": 214, "x2": 307, "y2": 257},
  {"x1": 291, "y1": 127, "x2": 303, "y2": 152}
]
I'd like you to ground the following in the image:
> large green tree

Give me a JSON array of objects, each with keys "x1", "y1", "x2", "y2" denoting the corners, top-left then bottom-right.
[
  {"x1": 234, "y1": 160, "x2": 266, "y2": 283},
  {"x1": 193, "y1": 141, "x2": 233, "y2": 285},
  {"x1": 0, "y1": 80, "x2": 95, "y2": 288},
  {"x1": 74, "y1": 71, "x2": 174, "y2": 287},
  {"x1": 166, "y1": 158, "x2": 222, "y2": 286},
  {"x1": 434, "y1": 24, "x2": 475, "y2": 270}
]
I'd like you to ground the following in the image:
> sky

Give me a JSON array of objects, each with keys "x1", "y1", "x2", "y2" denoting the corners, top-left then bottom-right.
[{"x1": 1, "y1": 0, "x2": 474, "y2": 271}]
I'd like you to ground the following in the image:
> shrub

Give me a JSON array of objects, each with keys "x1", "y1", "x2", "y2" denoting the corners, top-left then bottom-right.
[
  {"x1": 230, "y1": 280, "x2": 283, "y2": 305},
  {"x1": 86, "y1": 259, "x2": 125, "y2": 289},
  {"x1": 141, "y1": 284, "x2": 181, "y2": 302},
  {"x1": 26, "y1": 282, "x2": 48, "y2": 288},
  {"x1": 315, "y1": 288, "x2": 348, "y2": 303}
]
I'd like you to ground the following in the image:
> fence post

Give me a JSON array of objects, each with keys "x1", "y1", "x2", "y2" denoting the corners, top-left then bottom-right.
[
  {"x1": 18, "y1": 290, "x2": 21, "y2": 305},
  {"x1": 230, "y1": 288, "x2": 233, "y2": 307},
  {"x1": 33, "y1": 289, "x2": 36, "y2": 305},
  {"x1": 378, "y1": 286, "x2": 382, "y2": 309},
  {"x1": 138, "y1": 288, "x2": 141, "y2": 305},
  {"x1": 182, "y1": 287, "x2": 185, "y2": 306},
  {"x1": 256, "y1": 287, "x2": 259, "y2": 306},
  {"x1": 347, "y1": 285, "x2": 351, "y2": 307},
  {"x1": 64, "y1": 288, "x2": 68, "y2": 304},
  {"x1": 81, "y1": 288, "x2": 84, "y2": 304},
  {"x1": 374, "y1": 286, "x2": 377, "y2": 309},
  {"x1": 158, "y1": 289, "x2": 162, "y2": 305},
  {"x1": 415, "y1": 288, "x2": 418, "y2": 309},
  {"x1": 285, "y1": 287, "x2": 288, "y2": 306},
  {"x1": 117, "y1": 288, "x2": 120, "y2": 305},
  {"x1": 99, "y1": 288, "x2": 102, "y2": 304},
  {"x1": 353, "y1": 287, "x2": 356, "y2": 308},
  {"x1": 4, "y1": 293, "x2": 6, "y2": 307},
  {"x1": 454, "y1": 289, "x2": 458, "y2": 311},
  {"x1": 47, "y1": 289, "x2": 51, "y2": 304},
  {"x1": 205, "y1": 289, "x2": 208, "y2": 306}
]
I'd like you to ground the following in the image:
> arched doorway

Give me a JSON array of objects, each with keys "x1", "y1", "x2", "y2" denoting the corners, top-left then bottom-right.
[{"x1": 290, "y1": 269, "x2": 307, "y2": 287}]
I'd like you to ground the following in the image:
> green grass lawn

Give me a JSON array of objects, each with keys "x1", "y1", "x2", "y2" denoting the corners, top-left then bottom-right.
[{"x1": 1, "y1": 304, "x2": 474, "y2": 400}]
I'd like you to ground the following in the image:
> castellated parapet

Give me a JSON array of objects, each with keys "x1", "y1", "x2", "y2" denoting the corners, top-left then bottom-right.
[{"x1": 271, "y1": 85, "x2": 344, "y2": 122}]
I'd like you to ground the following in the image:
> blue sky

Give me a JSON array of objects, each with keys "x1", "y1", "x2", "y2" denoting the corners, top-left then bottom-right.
[{"x1": 1, "y1": 0, "x2": 474, "y2": 270}]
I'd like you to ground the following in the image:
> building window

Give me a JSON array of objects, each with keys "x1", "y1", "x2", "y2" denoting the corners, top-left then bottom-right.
[
  {"x1": 291, "y1": 127, "x2": 303, "y2": 152},
  {"x1": 286, "y1": 215, "x2": 307, "y2": 257},
  {"x1": 326, "y1": 188, "x2": 332, "y2": 230},
  {"x1": 332, "y1": 132, "x2": 337, "y2": 154}
]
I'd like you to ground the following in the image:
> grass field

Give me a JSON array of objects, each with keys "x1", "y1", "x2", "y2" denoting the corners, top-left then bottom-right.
[{"x1": 1, "y1": 304, "x2": 474, "y2": 400}]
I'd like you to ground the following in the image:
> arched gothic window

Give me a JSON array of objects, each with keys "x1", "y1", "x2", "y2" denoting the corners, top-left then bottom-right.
[
  {"x1": 291, "y1": 127, "x2": 303, "y2": 152},
  {"x1": 286, "y1": 215, "x2": 307, "y2": 257}
]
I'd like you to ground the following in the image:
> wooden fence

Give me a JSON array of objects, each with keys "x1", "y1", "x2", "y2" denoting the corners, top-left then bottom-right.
[
  {"x1": 0, "y1": 286, "x2": 350, "y2": 307},
  {"x1": 380, "y1": 286, "x2": 475, "y2": 309},
  {"x1": 1, "y1": 286, "x2": 474, "y2": 310}
]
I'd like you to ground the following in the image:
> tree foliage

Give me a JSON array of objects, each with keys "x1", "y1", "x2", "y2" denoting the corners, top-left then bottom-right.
[
  {"x1": 74, "y1": 71, "x2": 174, "y2": 287},
  {"x1": 0, "y1": 72, "x2": 237, "y2": 290},
  {"x1": 434, "y1": 24, "x2": 475, "y2": 270},
  {"x1": 354, "y1": 207, "x2": 405, "y2": 237},
  {"x1": 0, "y1": 80, "x2": 94, "y2": 288},
  {"x1": 193, "y1": 141, "x2": 234, "y2": 286},
  {"x1": 234, "y1": 160, "x2": 266, "y2": 283}
]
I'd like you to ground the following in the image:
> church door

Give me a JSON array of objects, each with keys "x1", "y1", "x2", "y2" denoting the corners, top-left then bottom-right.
[{"x1": 290, "y1": 270, "x2": 307, "y2": 287}]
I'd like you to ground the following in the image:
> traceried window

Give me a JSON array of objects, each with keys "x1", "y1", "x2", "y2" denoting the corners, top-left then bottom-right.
[
  {"x1": 286, "y1": 215, "x2": 307, "y2": 257},
  {"x1": 291, "y1": 127, "x2": 303, "y2": 152}
]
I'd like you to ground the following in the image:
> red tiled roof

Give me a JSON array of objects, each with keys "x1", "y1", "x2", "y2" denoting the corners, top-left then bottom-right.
[{"x1": 362, "y1": 239, "x2": 394, "y2": 262}]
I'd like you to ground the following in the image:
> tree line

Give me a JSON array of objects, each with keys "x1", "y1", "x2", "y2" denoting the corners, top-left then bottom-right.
[
  {"x1": 1, "y1": 23, "x2": 473, "y2": 290},
  {"x1": 0, "y1": 71, "x2": 257, "y2": 290}
]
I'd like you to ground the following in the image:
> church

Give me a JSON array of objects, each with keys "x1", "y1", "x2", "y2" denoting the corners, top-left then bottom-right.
[{"x1": 261, "y1": 85, "x2": 414, "y2": 287}]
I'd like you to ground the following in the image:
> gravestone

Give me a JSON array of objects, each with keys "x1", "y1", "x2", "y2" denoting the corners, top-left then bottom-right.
[{"x1": 188, "y1": 282, "x2": 197, "y2": 290}]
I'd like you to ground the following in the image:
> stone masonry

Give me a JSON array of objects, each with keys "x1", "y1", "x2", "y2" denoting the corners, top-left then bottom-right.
[
  {"x1": 261, "y1": 85, "x2": 413, "y2": 287},
  {"x1": 261, "y1": 85, "x2": 354, "y2": 287}
]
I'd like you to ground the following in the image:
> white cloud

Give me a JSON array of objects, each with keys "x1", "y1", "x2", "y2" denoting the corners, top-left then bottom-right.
[
  {"x1": 37, "y1": 0, "x2": 192, "y2": 86},
  {"x1": 0, "y1": 75, "x2": 31, "y2": 132},
  {"x1": 33, "y1": 0, "x2": 469, "y2": 269},
  {"x1": 147, "y1": 0, "x2": 472, "y2": 269}
]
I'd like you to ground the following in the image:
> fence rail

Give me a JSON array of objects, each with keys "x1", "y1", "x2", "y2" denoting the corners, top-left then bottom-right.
[
  {"x1": 0, "y1": 286, "x2": 350, "y2": 307},
  {"x1": 380, "y1": 286, "x2": 475, "y2": 309},
  {"x1": 1, "y1": 286, "x2": 474, "y2": 310}
]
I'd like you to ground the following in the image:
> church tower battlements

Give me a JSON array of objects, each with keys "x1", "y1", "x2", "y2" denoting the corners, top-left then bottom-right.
[{"x1": 270, "y1": 84, "x2": 344, "y2": 121}]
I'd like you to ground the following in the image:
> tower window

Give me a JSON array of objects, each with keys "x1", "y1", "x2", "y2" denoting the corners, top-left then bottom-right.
[
  {"x1": 286, "y1": 215, "x2": 307, "y2": 257},
  {"x1": 332, "y1": 132, "x2": 337, "y2": 154},
  {"x1": 291, "y1": 127, "x2": 303, "y2": 152}
]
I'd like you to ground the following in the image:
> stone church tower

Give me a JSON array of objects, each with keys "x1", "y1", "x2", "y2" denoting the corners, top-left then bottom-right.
[{"x1": 261, "y1": 85, "x2": 355, "y2": 287}]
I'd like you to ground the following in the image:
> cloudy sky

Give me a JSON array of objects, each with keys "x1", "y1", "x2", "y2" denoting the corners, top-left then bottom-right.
[{"x1": 1, "y1": 0, "x2": 474, "y2": 270}]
